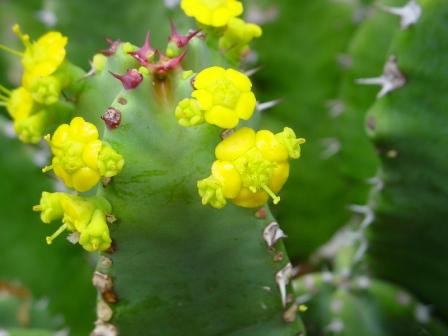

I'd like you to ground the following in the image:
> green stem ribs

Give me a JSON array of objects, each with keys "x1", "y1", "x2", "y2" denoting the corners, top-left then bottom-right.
[
  {"x1": 366, "y1": 0, "x2": 448, "y2": 321},
  {"x1": 90, "y1": 47, "x2": 302, "y2": 336}
]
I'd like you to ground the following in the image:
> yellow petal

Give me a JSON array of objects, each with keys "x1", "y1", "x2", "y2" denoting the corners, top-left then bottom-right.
[
  {"x1": 215, "y1": 127, "x2": 255, "y2": 161},
  {"x1": 232, "y1": 187, "x2": 268, "y2": 208},
  {"x1": 225, "y1": 69, "x2": 252, "y2": 92},
  {"x1": 70, "y1": 117, "x2": 99, "y2": 143},
  {"x1": 269, "y1": 163, "x2": 290, "y2": 193},
  {"x1": 255, "y1": 130, "x2": 289, "y2": 162},
  {"x1": 211, "y1": 160, "x2": 241, "y2": 198},
  {"x1": 194, "y1": 66, "x2": 226, "y2": 89},
  {"x1": 71, "y1": 167, "x2": 101, "y2": 192},
  {"x1": 82, "y1": 140, "x2": 102, "y2": 170},
  {"x1": 192, "y1": 89, "x2": 213, "y2": 110},
  {"x1": 204, "y1": 105, "x2": 239, "y2": 129},
  {"x1": 51, "y1": 124, "x2": 70, "y2": 147},
  {"x1": 235, "y1": 91, "x2": 256, "y2": 120}
]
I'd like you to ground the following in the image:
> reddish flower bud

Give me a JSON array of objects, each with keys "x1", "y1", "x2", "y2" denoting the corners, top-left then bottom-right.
[
  {"x1": 128, "y1": 32, "x2": 155, "y2": 66},
  {"x1": 169, "y1": 20, "x2": 200, "y2": 48},
  {"x1": 148, "y1": 50, "x2": 187, "y2": 77},
  {"x1": 101, "y1": 38, "x2": 121, "y2": 56},
  {"x1": 110, "y1": 69, "x2": 143, "y2": 90}
]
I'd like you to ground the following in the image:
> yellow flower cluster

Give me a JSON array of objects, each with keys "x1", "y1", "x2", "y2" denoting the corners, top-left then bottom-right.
[
  {"x1": 180, "y1": 0, "x2": 261, "y2": 59},
  {"x1": 43, "y1": 117, "x2": 124, "y2": 192},
  {"x1": 0, "y1": 25, "x2": 68, "y2": 143},
  {"x1": 33, "y1": 192, "x2": 112, "y2": 252},
  {"x1": 175, "y1": 66, "x2": 256, "y2": 129},
  {"x1": 181, "y1": 0, "x2": 243, "y2": 27},
  {"x1": 219, "y1": 18, "x2": 262, "y2": 59},
  {"x1": 198, "y1": 127, "x2": 305, "y2": 208}
]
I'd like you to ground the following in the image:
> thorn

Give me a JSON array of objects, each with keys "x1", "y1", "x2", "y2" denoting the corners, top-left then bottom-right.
[
  {"x1": 356, "y1": 56, "x2": 406, "y2": 98},
  {"x1": 366, "y1": 115, "x2": 376, "y2": 131},
  {"x1": 96, "y1": 299, "x2": 113, "y2": 323},
  {"x1": 245, "y1": 66, "x2": 263, "y2": 77},
  {"x1": 320, "y1": 138, "x2": 341, "y2": 159},
  {"x1": 321, "y1": 271, "x2": 333, "y2": 283},
  {"x1": 67, "y1": 232, "x2": 80, "y2": 244},
  {"x1": 355, "y1": 276, "x2": 371, "y2": 289},
  {"x1": 101, "y1": 38, "x2": 121, "y2": 57},
  {"x1": 326, "y1": 100, "x2": 345, "y2": 118},
  {"x1": 91, "y1": 323, "x2": 118, "y2": 336},
  {"x1": 283, "y1": 303, "x2": 298, "y2": 323},
  {"x1": 263, "y1": 222, "x2": 287, "y2": 248},
  {"x1": 379, "y1": 0, "x2": 422, "y2": 30},
  {"x1": 106, "y1": 214, "x2": 117, "y2": 224},
  {"x1": 326, "y1": 319, "x2": 344, "y2": 333},
  {"x1": 367, "y1": 176, "x2": 384, "y2": 192},
  {"x1": 349, "y1": 204, "x2": 374, "y2": 229},
  {"x1": 256, "y1": 99, "x2": 282, "y2": 112},
  {"x1": 336, "y1": 53, "x2": 353, "y2": 70},
  {"x1": 164, "y1": 0, "x2": 179, "y2": 9},
  {"x1": 415, "y1": 304, "x2": 431, "y2": 324},
  {"x1": 396, "y1": 291, "x2": 412, "y2": 306},
  {"x1": 275, "y1": 263, "x2": 297, "y2": 307},
  {"x1": 330, "y1": 299, "x2": 343, "y2": 313},
  {"x1": 92, "y1": 272, "x2": 113, "y2": 293}
]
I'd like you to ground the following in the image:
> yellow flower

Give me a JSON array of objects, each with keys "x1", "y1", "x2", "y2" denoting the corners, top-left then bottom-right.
[
  {"x1": 181, "y1": 0, "x2": 243, "y2": 27},
  {"x1": 219, "y1": 18, "x2": 262, "y2": 58},
  {"x1": 43, "y1": 117, "x2": 124, "y2": 192},
  {"x1": 3, "y1": 86, "x2": 33, "y2": 121},
  {"x1": 12, "y1": 24, "x2": 67, "y2": 88},
  {"x1": 79, "y1": 209, "x2": 112, "y2": 252},
  {"x1": 198, "y1": 127, "x2": 305, "y2": 208},
  {"x1": 33, "y1": 192, "x2": 113, "y2": 252},
  {"x1": 175, "y1": 66, "x2": 256, "y2": 129}
]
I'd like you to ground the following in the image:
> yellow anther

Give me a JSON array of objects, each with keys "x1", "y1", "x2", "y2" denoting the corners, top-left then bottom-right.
[
  {"x1": 176, "y1": 67, "x2": 256, "y2": 129},
  {"x1": 261, "y1": 184, "x2": 280, "y2": 205},
  {"x1": 45, "y1": 117, "x2": 124, "y2": 192},
  {"x1": 181, "y1": 0, "x2": 243, "y2": 27}
]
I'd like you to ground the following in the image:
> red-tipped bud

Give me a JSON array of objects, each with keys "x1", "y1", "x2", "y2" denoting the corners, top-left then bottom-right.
[
  {"x1": 169, "y1": 20, "x2": 200, "y2": 48},
  {"x1": 128, "y1": 32, "x2": 155, "y2": 65},
  {"x1": 102, "y1": 107, "x2": 121, "y2": 129},
  {"x1": 101, "y1": 38, "x2": 121, "y2": 56},
  {"x1": 148, "y1": 50, "x2": 187, "y2": 77},
  {"x1": 110, "y1": 69, "x2": 143, "y2": 90}
]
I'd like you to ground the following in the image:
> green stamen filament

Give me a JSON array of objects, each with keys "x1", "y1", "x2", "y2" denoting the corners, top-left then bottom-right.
[
  {"x1": 261, "y1": 184, "x2": 280, "y2": 204},
  {"x1": 0, "y1": 85, "x2": 11, "y2": 95},
  {"x1": 42, "y1": 165, "x2": 53, "y2": 173},
  {"x1": 46, "y1": 223, "x2": 68, "y2": 245},
  {"x1": 0, "y1": 43, "x2": 23, "y2": 57},
  {"x1": 32, "y1": 205, "x2": 42, "y2": 212}
]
